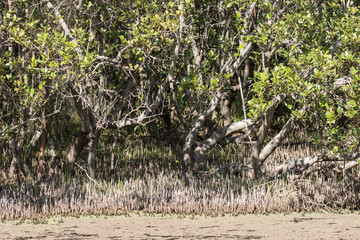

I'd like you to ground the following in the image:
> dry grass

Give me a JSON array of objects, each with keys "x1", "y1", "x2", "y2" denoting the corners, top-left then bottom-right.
[{"x1": 0, "y1": 143, "x2": 359, "y2": 221}]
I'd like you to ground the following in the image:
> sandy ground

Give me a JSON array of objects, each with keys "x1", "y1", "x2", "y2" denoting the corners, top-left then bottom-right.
[{"x1": 0, "y1": 212, "x2": 359, "y2": 240}]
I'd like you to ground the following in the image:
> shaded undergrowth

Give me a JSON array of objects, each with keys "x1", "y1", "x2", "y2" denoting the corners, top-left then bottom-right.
[{"x1": 1, "y1": 143, "x2": 359, "y2": 221}]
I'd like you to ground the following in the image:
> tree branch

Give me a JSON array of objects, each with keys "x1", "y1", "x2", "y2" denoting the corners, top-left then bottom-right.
[
  {"x1": 259, "y1": 115, "x2": 295, "y2": 163},
  {"x1": 183, "y1": 92, "x2": 222, "y2": 168},
  {"x1": 194, "y1": 119, "x2": 253, "y2": 165}
]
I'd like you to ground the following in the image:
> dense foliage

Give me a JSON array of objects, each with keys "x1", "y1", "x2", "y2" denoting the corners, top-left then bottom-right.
[{"x1": 1, "y1": 0, "x2": 359, "y2": 182}]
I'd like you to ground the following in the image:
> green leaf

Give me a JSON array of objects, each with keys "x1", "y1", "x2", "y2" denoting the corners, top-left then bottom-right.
[
  {"x1": 336, "y1": 107, "x2": 343, "y2": 114},
  {"x1": 285, "y1": 103, "x2": 293, "y2": 110},
  {"x1": 349, "y1": 67, "x2": 357, "y2": 76},
  {"x1": 238, "y1": 43, "x2": 244, "y2": 52}
]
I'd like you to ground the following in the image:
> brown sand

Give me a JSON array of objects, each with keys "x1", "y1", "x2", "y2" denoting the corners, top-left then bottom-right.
[{"x1": 1, "y1": 212, "x2": 359, "y2": 239}]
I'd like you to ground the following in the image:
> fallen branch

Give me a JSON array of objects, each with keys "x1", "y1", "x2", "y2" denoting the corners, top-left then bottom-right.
[
  {"x1": 215, "y1": 162, "x2": 253, "y2": 178},
  {"x1": 275, "y1": 152, "x2": 360, "y2": 177},
  {"x1": 275, "y1": 154, "x2": 323, "y2": 176},
  {"x1": 333, "y1": 160, "x2": 359, "y2": 173}
]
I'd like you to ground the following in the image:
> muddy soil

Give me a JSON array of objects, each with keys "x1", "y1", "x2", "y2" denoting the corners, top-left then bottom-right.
[{"x1": 1, "y1": 212, "x2": 359, "y2": 240}]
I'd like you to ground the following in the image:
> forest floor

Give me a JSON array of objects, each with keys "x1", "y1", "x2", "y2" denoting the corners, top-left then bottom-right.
[{"x1": 0, "y1": 212, "x2": 359, "y2": 240}]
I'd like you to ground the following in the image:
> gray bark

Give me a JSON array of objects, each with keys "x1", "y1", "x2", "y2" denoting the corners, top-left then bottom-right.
[
  {"x1": 110, "y1": 140, "x2": 116, "y2": 175},
  {"x1": 67, "y1": 84, "x2": 97, "y2": 175},
  {"x1": 194, "y1": 119, "x2": 253, "y2": 168},
  {"x1": 87, "y1": 132, "x2": 96, "y2": 178},
  {"x1": 25, "y1": 128, "x2": 41, "y2": 167},
  {"x1": 258, "y1": 116, "x2": 295, "y2": 163},
  {"x1": 46, "y1": 1, "x2": 82, "y2": 55},
  {"x1": 66, "y1": 131, "x2": 89, "y2": 174},
  {"x1": 243, "y1": 58, "x2": 254, "y2": 88},
  {"x1": 183, "y1": 92, "x2": 222, "y2": 168},
  {"x1": 188, "y1": 17, "x2": 203, "y2": 85},
  {"x1": 172, "y1": 85, "x2": 189, "y2": 133},
  {"x1": 275, "y1": 152, "x2": 360, "y2": 177},
  {"x1": 221, "y1": 42, "x2": 253, "y2": 75},
  {"x1": 251, "y1": 95, "x2": 282, "y2": 178},
  {"x1": 216, "y1": 162, "x2": 254, "y2": 178},
  {"x1": 47, "y1": 1, "x2": 97, "y2": 175},
  {"x1": 333, "y1": 160, "x2": 359, "y2": 172},
  {"x1": 220, "y1": 93, "x2": 232, "y2": 126},
  {"x1": 275, "y1": 155, "x2": 321, "y2": 176},
  {"x1": 333, "y1": 76, "x2": 352, "y2": 90},
  {"x1": 9, "y1": 139, "x2": 25, "y2": 180},
  {"x1": 47, "y1": 134, "x2": 57, "y2": 175}
]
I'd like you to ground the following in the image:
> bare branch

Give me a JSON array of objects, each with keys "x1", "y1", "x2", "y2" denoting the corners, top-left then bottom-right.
[
  {"x1": 256, "y1": 95, "x2": 283, "y2": 152},
  {"x1": 259, "y1": 116, "x2": 295, "y2": 163},
  {"x1": 194, "y1": 119, "x2": 253, "y2": 166},
  {"x1": 275, "y1": 152, "x2": 360, "y2": 177},
  {"x1": 221, "y1": 42, "x2": 253, "y2": 75},
  {"x1": 275, "y1": 154, "x2": 323, "y2": 176},
  {"x1": 45, "y1": 1, "x2": 82, "y2": 56},
  {"x1": 334, "y1": 76, "x2": 352, "y2": 90}
]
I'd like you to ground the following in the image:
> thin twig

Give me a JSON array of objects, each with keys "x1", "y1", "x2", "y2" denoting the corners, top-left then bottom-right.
[{"x1": 75, "y1": 162, "x2": 102, "y2": 188}]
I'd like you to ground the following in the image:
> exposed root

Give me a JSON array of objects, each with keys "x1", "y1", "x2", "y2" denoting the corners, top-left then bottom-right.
[{"x1": 1, "y1": 172, "x2": 359, "y2": 221}]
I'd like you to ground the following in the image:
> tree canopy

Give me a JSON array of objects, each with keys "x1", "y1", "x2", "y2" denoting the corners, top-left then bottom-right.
[{"x1": 1, "y1": 0, "x2": 360, "y2": 181}]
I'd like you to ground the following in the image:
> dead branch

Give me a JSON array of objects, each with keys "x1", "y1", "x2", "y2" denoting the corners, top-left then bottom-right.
[{"x1": 275, "y1": 152, "x2": 360, "y2": 178}]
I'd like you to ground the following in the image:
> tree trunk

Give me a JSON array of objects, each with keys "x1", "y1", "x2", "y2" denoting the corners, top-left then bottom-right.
[
  {"x1": 66, "y1": 83, "x2": 97, "y2": 175},
  {"x1": 183, "y1": 92, "x2": 222, "y2": 169},
  {"x1": 66, "y1": 131, "x2": 89, "y2": 175},
  {"x1": 243, "y1": 58, "x2": 254, "y2": 89},
  {"x1": 220, "y1": 93, "x2": 232, "y2": 126},
  {"x1": 171, "y1": 84, "x2": 189, "y2": 134},
  {"x1": 258, "y1": 116, "x2": 295, "y2": 164},
  {"x1": 194, "y1": 119, "x2": 253, "y2": 168},
  {"x1": 87, "y1": 132, "x2": 96, "y2": 179},
  {"x1": 251, "y1": 95, "x2": 282, "y2": 178},
  {"x1": 38, "y1": 117, "x2": 46, "y2": 181},
  {"x1": 9, "y1": 139, "x2": 25, "y2": 181},
  {"x1": 47, "y1": 134, "x2": 57, "y2": 175},
  {"x1": 274, "y1": 152, "x2": 360, "y2": 178}
]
